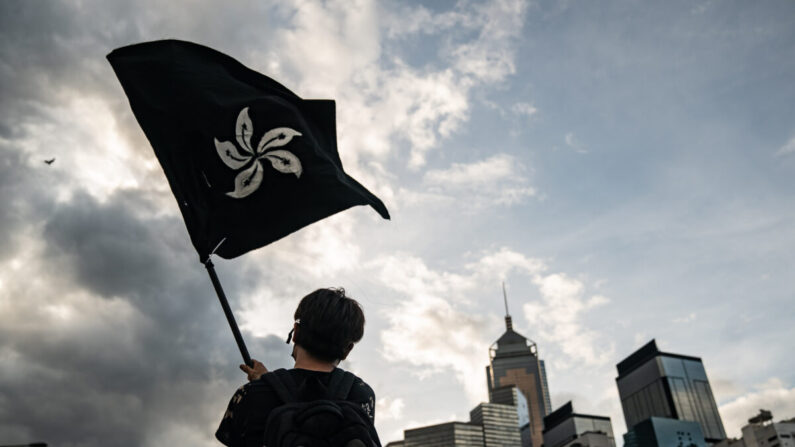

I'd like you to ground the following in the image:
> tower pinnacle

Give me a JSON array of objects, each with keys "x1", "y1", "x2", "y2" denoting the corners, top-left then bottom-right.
[{"x1": 502, "y1": 281, "x2": 513, "y2": 330}]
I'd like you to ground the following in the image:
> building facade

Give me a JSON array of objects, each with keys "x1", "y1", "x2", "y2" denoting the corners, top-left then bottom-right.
[
  {"x1": 622, "y1": 416, "x2": 707, "y2": 447},
  {"x1": 741, "y1": 412, "x2": 795, "y2": 447},
  {"x1": 403, "y1": 422, "x2": 485, "y2": 447},
  {"x1": 470, "y1": 402, "x2": 523, "y2": 447},
  {"x1": 560, "y1": 431, "x2": 615, "y2": 447},
  {"x1": 486, "y1": 312, "x2": 551, "y2": 447},
  {"x1": 489, "y1": 385, "x2": 531, "y2": 447},
  {"x1": 542, "y1": 401, "x2": 616, "y2": 447},
  {"x1": 615, "y1": 339, "x2": 726, "y2": 443},
  {"x1": 562, "y1": 432, "x2": 616, "y2": 447}
]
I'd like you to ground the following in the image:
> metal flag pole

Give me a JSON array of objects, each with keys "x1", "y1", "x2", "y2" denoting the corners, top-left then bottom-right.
[{"x1": 204, "y1": 257, "x2": 253, "y2": 367}]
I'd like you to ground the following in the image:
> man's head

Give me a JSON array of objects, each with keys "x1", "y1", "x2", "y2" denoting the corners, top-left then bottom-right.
[{"x1": 292, "y1": 288, "x2": 365, "y2": 363}]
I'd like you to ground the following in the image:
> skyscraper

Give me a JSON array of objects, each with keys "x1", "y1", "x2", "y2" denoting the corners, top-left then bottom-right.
[
  {"x1": 622, "y1": 417, "x2": 707, "y2": 447},
  {"x1": 543, "y1": 401, "x2": 616, "y2": 447},
  {"x1": 403, "y1": 422, "x2": 485, "y2": 447},
  {"x1": 470, "y1": 402, "x2": 523, "y2": 447},
  {"x1": 615, "y1": 339, "x2": 726, "y2": 443},
  {"x1": 488, "y1": 385, "x2": 531, "y2": 447},
  {"x1": 486, "y1": 286, "x2": 551, "y2": 447}
]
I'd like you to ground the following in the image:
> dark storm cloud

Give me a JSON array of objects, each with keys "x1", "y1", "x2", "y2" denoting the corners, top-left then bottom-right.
[
  {"x1": 0, "y1": 0, "x2": 288, "y2": 157},
  {"x1": 0, "y1": 145, "x2": 54, "y2": 262},
  {"x1": 0, "y1": 3, "x2": 296, "y2": 444},
  {"x1": 43, "y1": 190, "x2": 201, "y2": 306},
  {"x1": 0, "y1": 0, "x2": 327, "y2": 444},
  {"x1": 0, "y1": 184, "x2": 293, "y2": 446}
]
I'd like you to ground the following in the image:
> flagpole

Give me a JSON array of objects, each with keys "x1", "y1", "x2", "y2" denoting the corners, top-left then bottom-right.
[{"x1": 204, "y1": 258, "x2": 253, "y2": 367}]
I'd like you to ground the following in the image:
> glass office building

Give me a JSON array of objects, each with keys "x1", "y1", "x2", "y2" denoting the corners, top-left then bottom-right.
[
  {"x1": 622, "y1": 416, "x2": 707, "y2": 447},
  {"x1": 615, "y1": 339, "x2": 726, "y2": 443}
]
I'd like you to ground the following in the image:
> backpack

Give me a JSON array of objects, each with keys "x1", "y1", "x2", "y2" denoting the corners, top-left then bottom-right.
[{"x1": 262, "y1": 368, "x2": 380, "y2": 447}]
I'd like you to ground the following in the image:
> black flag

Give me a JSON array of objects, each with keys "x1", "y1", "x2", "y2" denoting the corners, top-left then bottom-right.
[{"x1": 108, "y1": 40, "x2": 389, "y2": 261}]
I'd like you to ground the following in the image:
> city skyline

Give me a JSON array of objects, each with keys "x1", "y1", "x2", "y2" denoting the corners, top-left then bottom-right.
[
  {"x1": 387, "y1": 313, "x2": 761, "y2": 446},
  {"x1": 1, "y1": 1, "x2": 794, "y2": 446}
]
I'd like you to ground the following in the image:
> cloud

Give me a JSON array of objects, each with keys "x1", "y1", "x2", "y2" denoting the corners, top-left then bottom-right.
[
  {"x1": 718, "y1": 378, "x2": 795, "y2": 438},
  {"x1": 0, "y1": 119, "x2": 294, "y2": 446},
  {"x1": 0, "y1": 0, "x2": 539, "y2": 444},
  {"x1": 450, "y1": 0, "x2": 527, "y2": 83},
  {"x1": 382, "y1": 4, "x2": 475, "y2": 39},
  {"x1": 673, "y1": 312, "x2": 697, "y2": 323},
  {"x1": 564, "y1": 132, "x2": 588, "y2": 153},
  {"x1": 524, "y1": 274, "x2": 614, "y2": 367},
  {"x1": 0, "y1": 186, "x2": 268, "y2": 446},
  {"x1": 422, "y1": 154, "x2": 537, "y2": 207},
  {"x1": 380, "y1": 290, "x2": 495, "y2": 402},
  {"x1": 512, "y1": 102, "x2": 538, "y2": 119},
  {"x1": 377, "y1": 396, "x2": 406, "y2": 421},
  {"x1": 467, "y1": 248, "x2": 547, "y2": 278},
  {"x1": 375, "y1": 248, "x2": 611, "y2": 402},
  {"x1": 775, "y1": 136, "x2": 795, "y2": 157},
  {"x1": 373, "y1": 250, "x2": 537, "y2": 401},
  {"x1": 21, "y1": 97, "x2": 151, "y2": 202},
  {"x1": 271, "y1": 0, "x2": 528, "y2": 170}
]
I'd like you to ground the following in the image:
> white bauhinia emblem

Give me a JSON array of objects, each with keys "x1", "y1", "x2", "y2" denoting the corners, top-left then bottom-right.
[{"x1": 214, "y1": 107, "x2": 303, "y2": 198}]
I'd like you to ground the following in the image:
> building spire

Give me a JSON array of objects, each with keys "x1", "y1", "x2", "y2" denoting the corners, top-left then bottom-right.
[{"x1": 502, "y1": 281, "x2": 513, "y2": 330}]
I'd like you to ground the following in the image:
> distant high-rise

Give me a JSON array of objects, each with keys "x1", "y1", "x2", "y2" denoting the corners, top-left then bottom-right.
[
  {"x1": 403, "y1": 422, "x2": 485, "y2": 447},
  {"x1": 740, "y1": 410, "x2": 795, "y2": 447},
  {"x1": 543, "y1": 401, "x2": 616, "y2": 447},
  {"x1": 486, "y1": 285, "x2": 551, "y2": 447},
  {"x1": 615, "y1": 339, "x2": 726, "y2": 443},
  {"x1": 470, "y1": 402, "x2": 522, "y2": 447},
  {"x1": 489, "y1": 385, "x2": 531, "y2": 446},
  {"x1": 392, "y1": 399, "x2": 525, "y2": 447}
]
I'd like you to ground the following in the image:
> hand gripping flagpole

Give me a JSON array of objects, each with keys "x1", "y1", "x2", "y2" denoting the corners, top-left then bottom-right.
[{"x1": 204, "y1": 257, "x2": 253, "y2": 367}]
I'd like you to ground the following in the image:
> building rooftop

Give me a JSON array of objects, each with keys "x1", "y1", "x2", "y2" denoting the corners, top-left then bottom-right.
[
  {"x1": 496, "y1": 326, "x2": 529, "y2": 346},
  {"x1": 403, "y1": 420, "x2": 482, "y2": 433},
  {"x1": 616, "y1": 339, "x2": 702, "y2": 379},
  {"x1": 543, "y1": 401, "x2": 612, "y2": 433}
]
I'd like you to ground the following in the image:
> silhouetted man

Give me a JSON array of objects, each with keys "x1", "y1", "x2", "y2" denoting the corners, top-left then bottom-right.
[{"x1": 216, "y1": 288, "x2": 379, "y2": 447}]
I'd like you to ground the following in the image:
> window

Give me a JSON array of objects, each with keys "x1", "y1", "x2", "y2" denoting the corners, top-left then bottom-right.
[
  {"x1": 693, "y1": 380, "x2": 723, "y2": 438},
  {"x1": 669, "y1": 377, "x2": 696, "y2": 421}
]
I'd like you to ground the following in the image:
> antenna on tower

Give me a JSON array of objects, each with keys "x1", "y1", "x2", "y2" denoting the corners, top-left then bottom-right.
[
  {"x1": 502, "y1": 281, "x2": 513, "y2": 330},
  {"x1": 502, "y1": 281, "x2": 510, "y2": 316}
]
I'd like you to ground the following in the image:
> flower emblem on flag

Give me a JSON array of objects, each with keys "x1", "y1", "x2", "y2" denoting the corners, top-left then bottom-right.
[{"x1": 214, "y1": 107, "x2": 303, "y2": 198}]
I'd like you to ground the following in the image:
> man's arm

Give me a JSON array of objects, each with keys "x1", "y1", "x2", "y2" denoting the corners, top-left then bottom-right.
[
  {"x1": 215, "y1": 359, "x2": 268, "y2": 446},
  {"x1": 216, "y1": 384, "x2": 248, "y2": 447}
]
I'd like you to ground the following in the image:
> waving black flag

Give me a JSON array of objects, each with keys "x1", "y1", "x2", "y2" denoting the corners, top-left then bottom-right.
[
  {"x1": 108, "y1": 40, "x2": 390, "y2": 366},
  {"x1": 107, "y1": 39, "x2": 389, "y2": 261}
]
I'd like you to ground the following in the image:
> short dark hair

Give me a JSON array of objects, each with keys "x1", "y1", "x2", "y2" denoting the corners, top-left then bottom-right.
[{"x1": 293, "y1": 288, "x2": 365, "y2": 362}]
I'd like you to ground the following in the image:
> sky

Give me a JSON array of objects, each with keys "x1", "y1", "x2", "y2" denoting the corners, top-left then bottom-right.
[{"x1": 0, "y1": 0, "x2": 794, "y2": 445}]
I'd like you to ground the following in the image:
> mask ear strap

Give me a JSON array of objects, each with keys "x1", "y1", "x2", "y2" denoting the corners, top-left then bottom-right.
[{"x1": 285, "y1": 319, "x2": 301, "y2": 344}]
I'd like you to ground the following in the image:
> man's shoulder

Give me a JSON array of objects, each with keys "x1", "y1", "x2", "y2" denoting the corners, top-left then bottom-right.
[
  {"x1": 348, "y1": 373, "x2": 374, "y2": 396},
  {"x1": 339, "y1": 370, "x2": 376, "y2": 423},
  {"x1": 253, "y1": 368, "x2": 373, "y2": 393},
  {"x1": 332, "y1": 368, "x2": 375, "y2": 397}
]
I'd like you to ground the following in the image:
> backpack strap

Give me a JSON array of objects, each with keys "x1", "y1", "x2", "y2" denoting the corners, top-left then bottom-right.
[
  {"x1": 264, "y1": 368, "x2": 299, "y2": 404},
  {"x1": 325, "y1": 368, "x2": 356, "y2": 400}
]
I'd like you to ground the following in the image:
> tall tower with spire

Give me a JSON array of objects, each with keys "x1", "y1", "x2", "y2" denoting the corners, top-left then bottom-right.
[{"x1": 486, "y1": 283, "x2": 552, "y2": 447}]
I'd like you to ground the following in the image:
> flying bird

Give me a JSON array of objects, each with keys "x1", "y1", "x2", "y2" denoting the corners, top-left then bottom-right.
[{"x1": 44, "y1": 158, "x2": 55, "y2": 165}]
